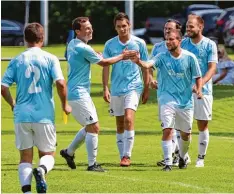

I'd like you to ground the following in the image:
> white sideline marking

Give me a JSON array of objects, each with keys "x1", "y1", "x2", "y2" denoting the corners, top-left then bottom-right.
[{"x1": 91, "y1": 173, "x2": 215, "y2": 192}]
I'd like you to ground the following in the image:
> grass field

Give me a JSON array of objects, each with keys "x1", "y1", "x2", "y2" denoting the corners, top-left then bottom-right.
[{"x1": 1, "y1": 45, "x2": 234, "y2": 193}]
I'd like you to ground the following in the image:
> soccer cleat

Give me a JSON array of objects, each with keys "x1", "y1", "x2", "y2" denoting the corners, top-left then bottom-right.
[
  {"x1": 156, "y1": 159, "x2": 166, "y2": 167},
  {"x1": 60, "y1": 149, "x2": 76, "y2": 169},
  {"x1": 120, "y1": 156, "x2": 131, "y2": 167},
  {"x1": 172, "y1": 155, "x2": 179, "y2": 167},
  {"x1": 179, "y1": 157, "x2": 188, "y2": 169},
  {"x1": 33, "y1": 168, "x2": 47, "y2": 193},
  {"x1": 161, "y1": 165, "x2": 172, "y2": 171},
  {"x1": 87, "y1": 162, "x2": 106, "y2": 172},
  {"x1": 195, "y1": 159, "x2": 204, "y2": 167}
]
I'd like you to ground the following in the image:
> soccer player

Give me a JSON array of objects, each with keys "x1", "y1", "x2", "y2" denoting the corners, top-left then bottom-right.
[
  {"x1": 150, "y1": 19, "x2": 185, "y2": 167},
  {"x1": 102, "y1": 12, "x2": 150, "y2": 167},
  {"x1": 1, "y1": 23, "x2": 71, "y2": 193},
  {"x1": 129, "y1": 29, "x2": 202, "y2": 171},
  {"x1": 181, "y1": 14, "x2": 218, "y2": 168},
  {"x1": 60, "y1": 17, "x2": 137, "y2": 172}
]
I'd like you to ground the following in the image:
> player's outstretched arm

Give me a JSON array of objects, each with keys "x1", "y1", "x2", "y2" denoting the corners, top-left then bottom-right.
[
  {"x1": 1, "y1": 85, "x2": 15, "y2": 111},
  {"x1": 55, "y1": 80, "x2": 72, "y2": 115},
  {"x1": 97, "y1": 50, "x2": 137, "y2": 67}
]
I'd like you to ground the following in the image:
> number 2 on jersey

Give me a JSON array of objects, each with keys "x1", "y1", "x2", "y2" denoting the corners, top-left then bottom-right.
[{"x1": 25, "y1": 65, "x2": 42, "y2": 94}]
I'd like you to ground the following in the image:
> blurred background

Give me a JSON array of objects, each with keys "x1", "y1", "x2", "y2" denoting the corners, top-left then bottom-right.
[{"x1": 1, "y1": 1, "x2": 234, "y2": 49}]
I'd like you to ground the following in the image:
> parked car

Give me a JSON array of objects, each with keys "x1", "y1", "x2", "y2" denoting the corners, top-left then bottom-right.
[
  {"x1": 173, "y1": 4, "x2": 220, "y2": 33},
  {"x1": 190, "y1": 9, "x2": 224, "y2": 43},
  {"x1": 215, "y1": 7, "x2": 234, "y2": 43},
  {"x1": 144, "y1": 17, "x2": 169, "y2": 44},
  {"x1": 1, "y1": 19, "x2": 24, "y2": 46},
  {"x1": 223, "y1": 16, "x2": 234, "y2": 48}
]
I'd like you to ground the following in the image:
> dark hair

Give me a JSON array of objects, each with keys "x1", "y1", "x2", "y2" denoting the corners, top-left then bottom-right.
[
  {"x1": 24, "y1": 23, "x2": 44, "y2": 43},
  {"x1": 167, "y1": 29, "x2": 183, "y2": 40},
  {"x1": 188, "y1": 14, "x2": 204, "y2": 26},
  {"x1": 72, "y1": 17, "x2": 89, "y2": 31},
  {"x1": 113, "y1": 12, "x2": 129, "y2": 25},
  {"x1": 166, "y1": 19, "x2": 182, "y2": 30}
]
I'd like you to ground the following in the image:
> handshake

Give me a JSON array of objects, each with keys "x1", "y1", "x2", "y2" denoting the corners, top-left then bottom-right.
[{"x1": 122, "y1": 50, "x2": 140, "y2": 63}]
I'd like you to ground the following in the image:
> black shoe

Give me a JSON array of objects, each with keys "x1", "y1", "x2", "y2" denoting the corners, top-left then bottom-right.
[
  {"x1": 179, "y1": 157, "x2": 188, "y2": 169},
  {"x1": 157, "y1": 159, "x2": 166, "y2": 167},
  {"x1": 87, "y1": 162, "x2": 106, "y2": 172},
  {"x1": 172, "y1": 155, "x2": 179, "y2": 167},
  {"x1": 60, "y1": 149, "x2": 76, "y2": 169},
  {"x1": 161, "y1": 165, "x2": 172, "y2": 171},
  {"x1": 33, "y1": 168, "x2": 47, "y2": 193}
]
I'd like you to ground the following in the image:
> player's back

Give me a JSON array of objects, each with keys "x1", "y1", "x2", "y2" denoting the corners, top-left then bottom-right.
[{"x1": 4, "y1": 47, "x2": 59, "y2": 124}]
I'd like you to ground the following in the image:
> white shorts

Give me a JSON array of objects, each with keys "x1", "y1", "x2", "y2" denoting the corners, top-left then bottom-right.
[
  {"x1": 109, "y1": 90, "x2": 141, "y2": 116},
  {"x1": 160, "y1": 104, "x2": 193, "y2": 133},
  {"x1": 15, "y1": 123, "x2": 56, "y2": 152},
  {"x1": 193, "y1": 94, "x2": 213, "y2": 121},
  {"x1": 68, "y1": 97, "x2": 98, "y2": 126}
]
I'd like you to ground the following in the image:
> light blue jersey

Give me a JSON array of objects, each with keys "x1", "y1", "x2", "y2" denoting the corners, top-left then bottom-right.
[
  {"x1": 181, "y1": 37, "x2": 218, "y2": 95},
  {"x1": 103, "y1": 35, "x2": 148, "y2": 96},
  {"x1": 151, "y1": 49, "x2": 201, "y2": 109},
  {"x1": 150, "y1": 41, "x2": 167, "y2": 58},
  {"x1": 67, "y1": 38, "x2": 102, "y2": 100},
  {"x1": 1, "y1": 47, "x2": 64, "y2": 124}
]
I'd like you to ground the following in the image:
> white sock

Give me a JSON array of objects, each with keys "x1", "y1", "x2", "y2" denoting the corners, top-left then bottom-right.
[
  {"x1": 179, "y1": 138, "x2": 191, "y2": 160},
  {"x1": 198, "y1": 130, "x2": 209, "y2": 159},
  {"x1": 67, "y1": 127, "x2": 86, "y2": 156},
  {"x1": 116, "y1": 133, "x2": 124, "y2": 159},
  {"x1": 39, "y1": 155, "x2": 55, "y2": 174},
  {"x1": 123, "y1": 130, "x2": 135, "y2": 158},
  {"x1": 18, "y1": 163, "x2": 33, "y2": 192},
  {"x1": 172, "y1": 129, "x2": 178, "y2": 155},
  {"x1": 162, "y1": 140, "x2": 172, "y2": 165},
  {"x1": 86, "y1": 132, "x2": 98, "y2": 166}
]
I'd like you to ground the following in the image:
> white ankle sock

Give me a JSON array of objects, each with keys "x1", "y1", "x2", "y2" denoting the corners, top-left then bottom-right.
[
  {"x1": 86, "y1": 132, "x2": 98, "y2": 166},
  {"x1": 123, "y1": 130, "x2": 135, "y2": 158},
  {"x1": 179, "y1": 138, "x2": 191, "y2": 160},
  {"x1": 172, "y1": 129, "x2": 178, "y2": 155},
  {"x1": 162, "y1": 140, "x2": 172, "y2": 165},
  {"x1": 39, "y1": 155, "x2": 55, "y2": 174},
  {"x1": 67, "y1": 127, "x2": 86, "y2": 156},
  {"x1": 18, "y1": 163, "x2": 33, "y2": 190},
  {"x1": 116, "y1": 133, "x2": 124, "y2": 159},
  {"x1": 198, "y1": 130, "x2": 209, "y2": 158}
]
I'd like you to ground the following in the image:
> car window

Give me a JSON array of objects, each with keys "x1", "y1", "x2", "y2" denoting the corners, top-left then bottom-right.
[
  {"x1": 203, "y1": 13, "x2": 222, "y2": 24},
  {"x1": 1, "y1": 20, "x2": 20, "y2": 31}
]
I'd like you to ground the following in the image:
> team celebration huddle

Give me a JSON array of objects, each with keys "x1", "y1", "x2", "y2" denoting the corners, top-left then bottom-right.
[{"x1": 1, "y1": 11, "x2": 217, "y2": 193}]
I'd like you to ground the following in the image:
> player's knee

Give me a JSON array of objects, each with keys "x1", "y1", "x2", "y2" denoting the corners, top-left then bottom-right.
[{"x1": 124, "y1": 115, "x2": 133, "y2": 127}]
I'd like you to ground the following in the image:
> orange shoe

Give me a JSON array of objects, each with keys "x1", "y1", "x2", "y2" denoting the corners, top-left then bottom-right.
[{"x1": 120, "y1": 156, "x2": 131, "y2": 167}]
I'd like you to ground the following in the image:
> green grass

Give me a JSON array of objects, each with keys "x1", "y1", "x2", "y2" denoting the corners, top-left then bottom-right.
[{"x1": 1, "y1": 46, "x2": 234, "y2": 193}]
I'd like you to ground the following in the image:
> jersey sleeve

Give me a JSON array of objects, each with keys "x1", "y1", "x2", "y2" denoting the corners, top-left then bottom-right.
[
  {"x1": 190, "y1": 54, "x2": 202, "y2": 79},
  {"x1": 51, "y1": 56, "x2": 64, "y2": 81},
  {"x1": 208, "y1": 41, "x2": 218, "y2": 64},
  {"x1": 151, "y1": 54, "x2": 162, "y2": 70},
  {"x1": 103, "y1": 42, "x2": 111, "y2": 58},
  {"x1": 139, "y1": 41, "x2": 149, "y2": 61},
  {"x1": 83, "y1": 45, "x2": 102, "y2": 64},
  {"x1": 1, "y1": 59, "x2": 16, "y2": 87}
]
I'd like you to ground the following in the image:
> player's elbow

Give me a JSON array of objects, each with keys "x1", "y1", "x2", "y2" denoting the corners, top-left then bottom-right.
[
  {"x1": 98, "y1": 60, "x2": 109, "y2": 67},
  {"x1": 56, "y1": 79, "x2": 66, "y2": 90},
  {"x1": 1, "y1": 85, "x2": 8, "y2": 96}
]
